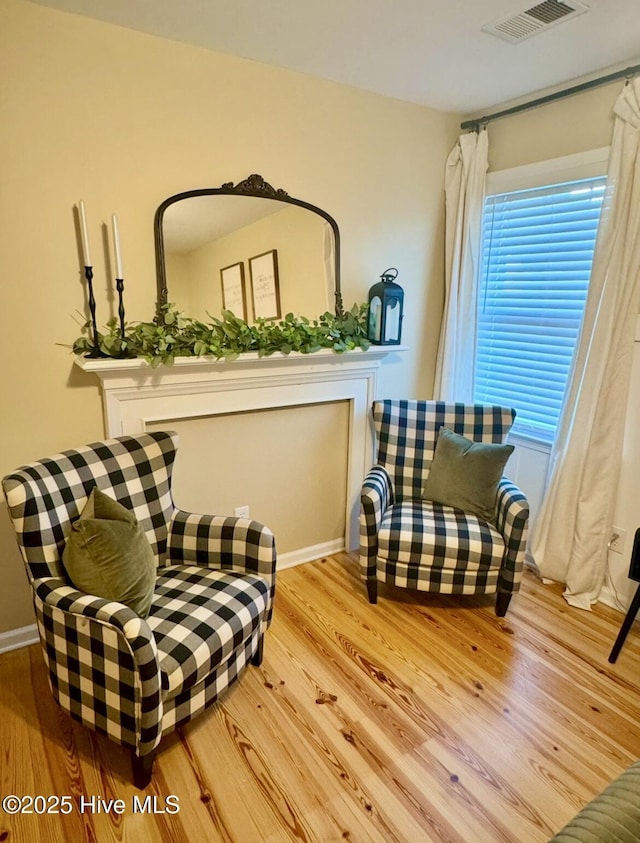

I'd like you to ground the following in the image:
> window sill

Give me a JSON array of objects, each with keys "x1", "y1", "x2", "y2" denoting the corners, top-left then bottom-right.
[{"x1": 507, "y1": 431, "x2": 553, "y2": 454}]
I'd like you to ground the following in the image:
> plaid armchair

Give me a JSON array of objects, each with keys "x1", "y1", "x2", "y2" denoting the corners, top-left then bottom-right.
[
  {"x1": 2, "y1": 431, "x2": 276, "y2": 787},
  {"x1": 360, "y1": 401, "x2": 529, "y2": 616}
]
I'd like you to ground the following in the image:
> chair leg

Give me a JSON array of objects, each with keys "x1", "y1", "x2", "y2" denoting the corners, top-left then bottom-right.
[
  {"x1": 131, "y1": 749, "x2": 155, "y2": 789},
  {"x1": 608, "y1": 582, "x2": 640, "y2": 663},
  {"x1": 251, "y1": 633, "x2": 264, "y2": 666},
  {"x1": 495, "y1": 592, "x2": 511, "y2": 617},
  {"x1": 366, "y1": 579, "x2": 378, "y2": 604}
]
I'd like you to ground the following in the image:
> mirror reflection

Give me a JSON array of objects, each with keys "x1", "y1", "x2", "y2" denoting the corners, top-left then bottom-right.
[{"x1": 155, "y1": 179, "x2": 340, "y2": 323}]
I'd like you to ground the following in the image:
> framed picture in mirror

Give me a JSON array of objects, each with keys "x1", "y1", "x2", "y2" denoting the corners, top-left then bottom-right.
[
  {"x1": 220, "y1": 261, "x2": 247, "y2": 320},
  {"x1": 249, "y1": 249, "x2": 281, "y2": 321}
]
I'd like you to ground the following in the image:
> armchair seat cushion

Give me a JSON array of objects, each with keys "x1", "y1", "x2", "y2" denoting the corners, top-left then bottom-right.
[
  {"x1": 147, "y1": 566, "x2": 270, "y2": 702},
  {"x1": 377, "y1": 500, "x2": 505, "y2": 592}
]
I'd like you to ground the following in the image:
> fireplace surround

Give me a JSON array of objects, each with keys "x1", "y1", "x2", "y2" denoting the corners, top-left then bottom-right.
[{"x1": 76, "y1": 347, "x2": 403, "y2": 560}]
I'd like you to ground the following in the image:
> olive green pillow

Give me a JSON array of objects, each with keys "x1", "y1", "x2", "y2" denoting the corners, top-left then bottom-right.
[
  {"x1": 422, "y1": 427, "x2": 514, "y2": 522},
  {"x1": 62, "y1": 487, "x2": 156, "y2": 618}
]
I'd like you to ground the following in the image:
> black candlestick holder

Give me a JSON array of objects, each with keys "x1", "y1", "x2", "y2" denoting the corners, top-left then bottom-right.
[
  {"x1": 83, "y1": 265, "x2": 108, "y2": 358},
  {"x1": 115, "y1": 278, "x2": 136, "y2": 358}
]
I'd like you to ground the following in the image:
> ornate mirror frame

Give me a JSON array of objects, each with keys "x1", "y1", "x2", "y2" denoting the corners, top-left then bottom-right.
[{"x1": 154, "y1": 173, "x2": 343, "y2": 321}]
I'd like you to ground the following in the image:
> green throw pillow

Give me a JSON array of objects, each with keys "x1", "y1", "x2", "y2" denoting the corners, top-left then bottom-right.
[
  {"x1": 62, "y1": 487, "x2": 156, "y2": 618},
  {"x1": 422, "y1": 427, "x2": 514, "y2": 522}
]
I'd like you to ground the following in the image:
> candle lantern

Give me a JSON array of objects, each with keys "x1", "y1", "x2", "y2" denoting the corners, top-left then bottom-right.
[{"x1": 367, "y1": 267, "x2": 404, "y2": 345}]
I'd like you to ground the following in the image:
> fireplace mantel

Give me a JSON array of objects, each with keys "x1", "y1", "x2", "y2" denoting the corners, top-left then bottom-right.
[
  {"x1": 76, "y1": 347, "x2": 405, "y2": 553},
  {"x1": 75, "y1": 346, "x2": 403, "y2": 391}
]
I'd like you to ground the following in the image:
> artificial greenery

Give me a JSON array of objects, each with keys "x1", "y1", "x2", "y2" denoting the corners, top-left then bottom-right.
[{"x1": 73, "y1": 303, "x2": 371, "y2": 367}]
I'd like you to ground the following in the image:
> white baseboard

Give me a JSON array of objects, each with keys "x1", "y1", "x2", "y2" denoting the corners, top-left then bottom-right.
[
  {"x1": 598, "y1": 584, "x2": 628, "y2": 614},
  {"x1": 0, "y1": 542, "x2": 345, "y2": 654},
  {"x1": 277, "y1": 538, "x2": 345, "y2": 570},
  {"x1": 0, "y1": 624, "x2": 38, "y2": 655}
]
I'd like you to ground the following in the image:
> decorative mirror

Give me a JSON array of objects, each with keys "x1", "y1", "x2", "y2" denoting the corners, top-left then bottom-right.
[{"x1": 154, "y1": 174, "x2": 343, "y2": 322}]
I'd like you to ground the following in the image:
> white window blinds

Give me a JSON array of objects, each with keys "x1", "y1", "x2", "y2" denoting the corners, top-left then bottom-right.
[{"x1": 474, "y1": 176, "x2": 606, "y2": 443}]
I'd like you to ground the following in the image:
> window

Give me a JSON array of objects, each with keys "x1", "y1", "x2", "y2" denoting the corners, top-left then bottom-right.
[{"x1": 473, "y1": 153, "x2": 608, "y2": 444}]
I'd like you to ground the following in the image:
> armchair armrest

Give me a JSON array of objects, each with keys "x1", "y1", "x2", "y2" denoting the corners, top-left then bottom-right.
[
  {"x1": 32, "y1": 577, "x2": 162, "y2": 756},
  {"x1": 494, "y1": 478, "x2": 530, "y2": 596},
  {"x1": 167, "y1": 510, "x2": 276, "y2": 576},
  {"x1": 167, "y1": 510, "x2": 277, "y2": 624},
  {"x1": 359, "y1": 465, "x2": 394, "y2": 581}
]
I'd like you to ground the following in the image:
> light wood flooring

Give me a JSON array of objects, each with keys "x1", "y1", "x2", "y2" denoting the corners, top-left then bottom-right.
[{"x1": 1, "y1": 553, "x2": 640, "y2": 842}]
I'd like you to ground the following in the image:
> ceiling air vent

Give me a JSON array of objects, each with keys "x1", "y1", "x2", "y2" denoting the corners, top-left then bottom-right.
[{"x1": 482, "y1": 0, "x2": 589, "y2": 44}]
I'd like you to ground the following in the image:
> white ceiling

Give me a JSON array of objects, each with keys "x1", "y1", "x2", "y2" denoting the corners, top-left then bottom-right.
[{"x1": 29, "y1": 0, "x2": 640, "y2": 113}]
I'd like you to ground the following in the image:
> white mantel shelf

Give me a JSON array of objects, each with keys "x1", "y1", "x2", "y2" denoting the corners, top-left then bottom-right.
[
  {"x1": 75, "y1": 345, "x2": 406, "y2": 386},
  {"x1": 76, "y1": 346, "x2": 406, "y2": 552}
]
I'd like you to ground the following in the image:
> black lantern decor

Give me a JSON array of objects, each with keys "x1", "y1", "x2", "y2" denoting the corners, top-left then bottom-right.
[{"x1": 367, "y1": 267, "x2": 404, "y2": 345}]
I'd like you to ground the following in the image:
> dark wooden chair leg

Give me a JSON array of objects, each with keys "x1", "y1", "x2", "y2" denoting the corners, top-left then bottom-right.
[
  {"x1": 366, "y1": 579, "x2": 378, "y2": 604},
  {"x1": 132, "y1": 749, "x2": 155, "y2": 789},
  {"x1": 609, "y1": 582, "x2": 640, "y2": 663},
  {"x1": 251, "y1": 634, "x2": 264, "y2": 666},
  {"x1": 495, "y1": 592, "x2": 511, "y2": 617}
]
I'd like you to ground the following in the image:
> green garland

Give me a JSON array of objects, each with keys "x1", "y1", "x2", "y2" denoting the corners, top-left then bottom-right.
[{"x1": 73, "y1": 304, "x2": 371, "y2": 367}]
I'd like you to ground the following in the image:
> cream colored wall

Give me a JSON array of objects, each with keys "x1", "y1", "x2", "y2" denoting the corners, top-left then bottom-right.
[
  {"x1": 486, "y1": 82, "x2": 618, "y2": 171},
  {"x1": 148, "y1": 401, "x2": 349, "y2": 556},
  {"x1": 184, "y1": 206, "x2": 329, "y2": 321},
  {"x1": 0, "y1": 0, "x2": 459, "y2": 634}
]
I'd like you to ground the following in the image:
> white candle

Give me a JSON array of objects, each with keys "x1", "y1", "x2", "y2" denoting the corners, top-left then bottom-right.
[
  {"x1": 78, "y1": 200, "x2": 92, "y2": 266},
  {"x1": 112, "y1": 213, "x2": 123, "y2": 278}
]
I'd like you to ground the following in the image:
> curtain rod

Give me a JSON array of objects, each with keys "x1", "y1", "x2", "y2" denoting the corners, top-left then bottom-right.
[{"x1": 460, "y1": 62, "x2": 640, "y2": 131}]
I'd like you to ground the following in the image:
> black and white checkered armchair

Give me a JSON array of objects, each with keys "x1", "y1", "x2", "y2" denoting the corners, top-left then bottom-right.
[
  {"x1": 360, "y1": 401, "x2": 529, "y2": 617},
  {"x1": 2, "y1": 431, "x2": 276, "y2": 788}
]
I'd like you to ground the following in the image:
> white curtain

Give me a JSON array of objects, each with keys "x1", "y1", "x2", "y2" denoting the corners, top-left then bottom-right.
[
  {"x1": 434, "y1": 128, "x2": 488, "y2": 401},
  {"x1": 530, "y1": 78, "x2": 640, "y2": 609}
]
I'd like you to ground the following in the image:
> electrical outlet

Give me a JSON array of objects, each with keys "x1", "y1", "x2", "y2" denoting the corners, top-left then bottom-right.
[
  {"x1": 234, "y1": 505, "x2": 250, "y2": 519},
  {"x1": 609, "y1": 526, "x2": 627, "y2": 554}
]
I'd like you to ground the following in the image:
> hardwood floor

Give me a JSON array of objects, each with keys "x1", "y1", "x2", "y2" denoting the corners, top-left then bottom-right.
[{"x1": 2, "y1": 553, "x2": 639, "y2": 842}]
